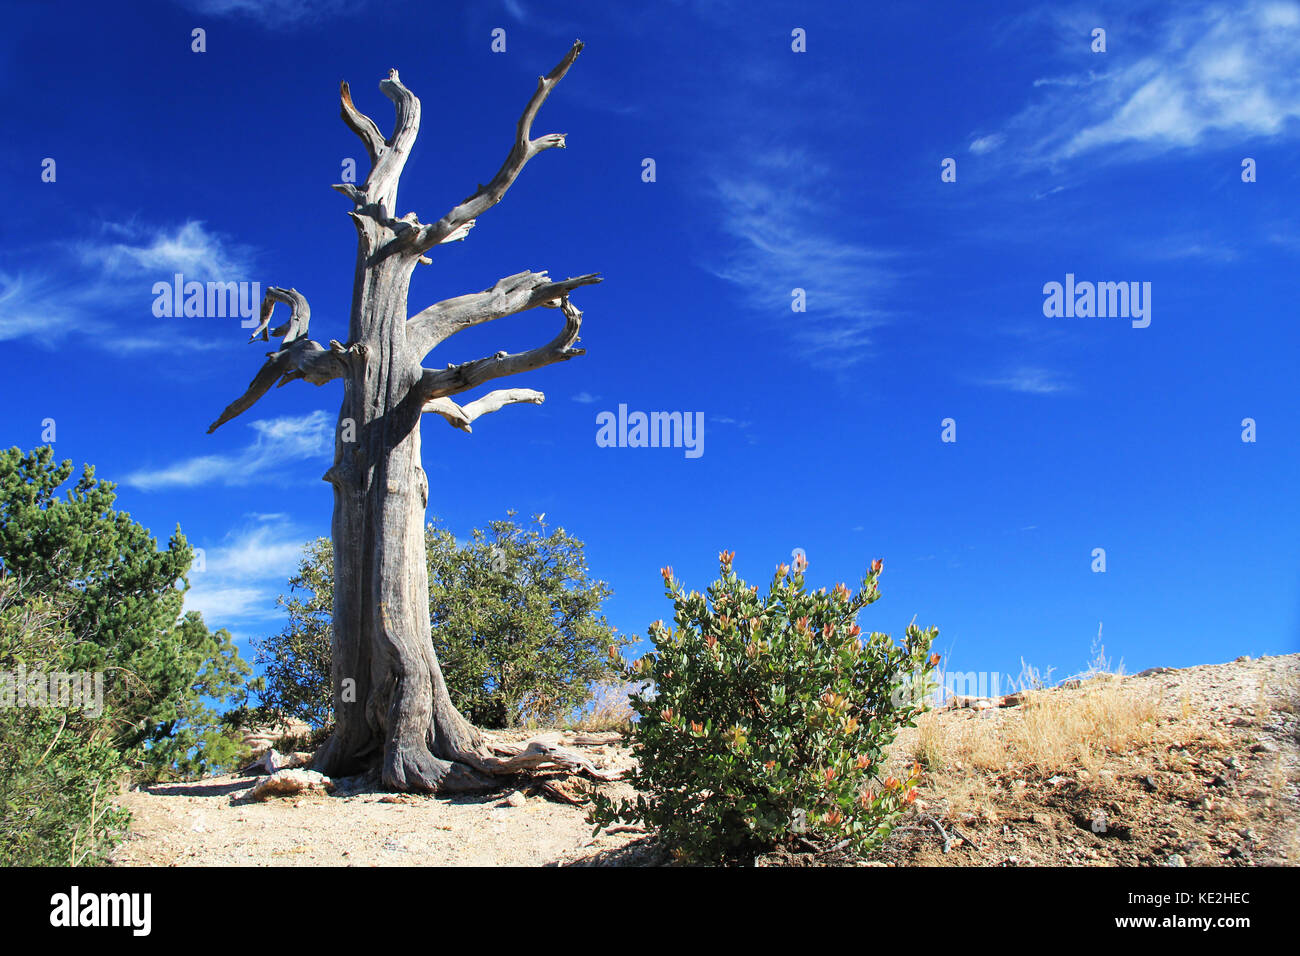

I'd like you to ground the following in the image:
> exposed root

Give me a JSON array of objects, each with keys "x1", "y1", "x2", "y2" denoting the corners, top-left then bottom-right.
[{"x1": 383, "y1": 741, "x2": 495, "y2": 793}]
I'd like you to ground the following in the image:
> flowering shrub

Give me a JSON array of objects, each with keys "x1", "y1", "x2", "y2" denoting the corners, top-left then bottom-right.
[{"x1": 592, "y1": 550, "x2": 939, "y2": 863}]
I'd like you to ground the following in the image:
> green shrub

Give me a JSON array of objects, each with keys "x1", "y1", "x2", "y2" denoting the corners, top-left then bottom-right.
[
  {"x1": 256, "y1": 513, "x2": 631, "y2": 730},
  {"x1": 592, "y1": 550, "x2": 939, "y2": 864},
  {"x1": 0, "y1": 446, "x2": 252, "y2": 784},
  {"x1": 253, "y1": 538, "x2": 334, "y2": 730},
  {"x1": 0, "y1": 580, "x2": 131, "y2": 866}
]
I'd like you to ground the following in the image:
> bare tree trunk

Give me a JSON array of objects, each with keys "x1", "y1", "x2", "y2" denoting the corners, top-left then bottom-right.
[{"x1": 210, "y1": 42, "x2": 612, "y2": 792}]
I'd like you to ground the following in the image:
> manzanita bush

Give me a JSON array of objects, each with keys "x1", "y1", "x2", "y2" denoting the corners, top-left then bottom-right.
[{"x1": 592, "y1": 550, "x2": 940, "y2": 863}]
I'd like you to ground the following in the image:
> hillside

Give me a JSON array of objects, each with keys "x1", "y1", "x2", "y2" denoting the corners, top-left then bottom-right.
[{"x1": 109, "y1": 653, "x2": 1299, "y2": 867}]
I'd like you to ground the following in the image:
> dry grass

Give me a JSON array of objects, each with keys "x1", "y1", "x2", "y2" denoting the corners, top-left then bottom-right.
[
  {"x1": 915, "y1": 674, "x2": 1163, "y2": 778},
  {"x1": 1016, "y1": 676, "x2": 1162, "y2": 773},
  {"x1": 565, "y1": 680, "x2": 635, "y2": 733}
]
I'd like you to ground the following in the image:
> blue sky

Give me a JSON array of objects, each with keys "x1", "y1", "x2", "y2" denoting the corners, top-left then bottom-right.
[{"x1": 2, "y1": 0, "x2": 1297, "y2": 688}]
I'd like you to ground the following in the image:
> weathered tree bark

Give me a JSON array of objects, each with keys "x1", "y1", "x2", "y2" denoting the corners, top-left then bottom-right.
[{"x1": 209, "y1": 41, "x2": 606, "y2": 792}]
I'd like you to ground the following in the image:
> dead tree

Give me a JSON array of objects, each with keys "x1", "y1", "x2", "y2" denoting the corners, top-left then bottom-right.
[{"x1": 209, "y1": 41, "x2": 605, "y2": 792}]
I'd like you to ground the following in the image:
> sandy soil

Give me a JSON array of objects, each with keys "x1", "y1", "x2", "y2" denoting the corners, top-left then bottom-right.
[{"x1": 109, "y1": 653, "x2": 1298, "y2": 867}]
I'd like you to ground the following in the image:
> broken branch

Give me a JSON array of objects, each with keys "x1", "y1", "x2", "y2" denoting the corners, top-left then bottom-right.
[
  {"x1": 207, "y1": 288, "x2": 349, "y2": 434},
  {"x1": 421, "y1": 388, "x2": 545, "y2": 432}
]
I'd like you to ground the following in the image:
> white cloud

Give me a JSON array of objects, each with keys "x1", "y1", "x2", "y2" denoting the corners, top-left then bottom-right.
[
  {"x1": 705, "y1": 151, "x2": 896, "y2": 365},
  {"x1": 0, "y1": 272, "x2": 93, "y2": 342},
  {"x1": 184, "y1": 585, "x2": 269, "y2": 623},
  {"x1": 978, "y1": 366, "x2": 1070, "y2": 395},
  {"x1": 993, "y1": 2, "x2": 1300, "y2": 167},
  {"x1": 123, "y1": 410, "x2": 332, "y2": 490},
  {"x1": 80, "y1": 220, "x2": 253, "y2": 280},
  {"x1": 184, "y1": 515, "x2": 317, "y2": 629},
  {"x1": 172, "y1": 0, "x2": 353, "y2": 24},
  {"x1": 709, "y1": 415, "x2": 752, "y2": 428},
  {"x1": 1, "y1": 221, "x2": 255, "y2": 349},
  {"x1": 970, "y1": 133, "x2": 1005, "y2": 154},
  {"x1": 571, "y1": 391, "x2": 600, "y2": 404}
]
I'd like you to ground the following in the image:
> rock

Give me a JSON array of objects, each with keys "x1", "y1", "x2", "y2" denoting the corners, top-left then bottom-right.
[
  {"x1": 1047, "y1": 775, "x2": 1069, "y2": 786},
  {"x1": 1235, "y1": 655, "x2": 1252, "y2": 663},
  {"x1": 1250, "y1": 741, "x2": 1277, "y2": 754},
  {"x1": 504, "y1": 790, "x2": 527, "y2": 808},
  {"x1": 1001, "y1": 692, "x2": 1027, "y2": 707},
  {"x1": 1031, "y1": 812, "x2": 1053, "y2": 826},
  {"x1": 246, "y1": 769, "x2": 333, "y2": 801},
  {"x1": 241, "y1": 747, "x2": 313, "y2": 776},
  {"x1": 1166, "y1": 853, "x2": 1186, "y2": 867},
  {"x1": 1137, "y1": 667, "x2": 1175, "y2": 677},
  {"x1": 1142, "y1": 775, "x2": 1159, "y2": 792}
]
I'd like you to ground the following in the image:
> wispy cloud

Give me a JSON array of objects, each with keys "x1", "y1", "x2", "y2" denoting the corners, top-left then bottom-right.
[
  {"x1": 705, "y1": 150, "x2": 897, "y2": 365},
  {"x1": 172, "y1": 0, "x2": 355, "y2": 25},
  {"x1": 1132, "y1": 233, "x2": 1241, "y2": 262},
  {"x1": 1, "y1": 220, "x2": 255, "y2": 350},
  {"x1": 79, "y1": 220, "x2": 252, "y2": 279},
  {"x1": 709, "y1": 415, "x2": 752, "y2": 429},
  {"x1": 977, "y1": 366, "x2": 1071, "y2": 395},
  {"x1": 571, "y1": 391, "x2": 600, "y2": 404},
  {"x1": 185, "y1": 515, "x2": 314, "y2": 629},
  {"x1": 124, "y1": 410, "x2": 331, "y2": 490},
  {"x1": 969, "y1": 133, "x2": 1005, "y2": 154},
  {"x1": 991, "y1": 2, "x2": 1300, "y2": 168},
  {"x1": 0, "y1": 272, "x2": 89, "y2": 343}
]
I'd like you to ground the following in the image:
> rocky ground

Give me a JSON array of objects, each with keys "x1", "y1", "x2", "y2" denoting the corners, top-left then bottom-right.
[{"x1": 110, "y1": 653, "x2": 1298, "y2": 867}]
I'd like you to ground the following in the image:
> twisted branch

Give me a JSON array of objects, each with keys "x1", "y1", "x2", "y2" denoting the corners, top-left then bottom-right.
[
  {"x1": 207, "y1": 288, "x2": 350, "y2": 434},
  {"x1": 406, "y1": 269, "x2": 600, "y2": 360},
  {"x1": 417, "y1": 297, "x2": 585, "y2": 401}
]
